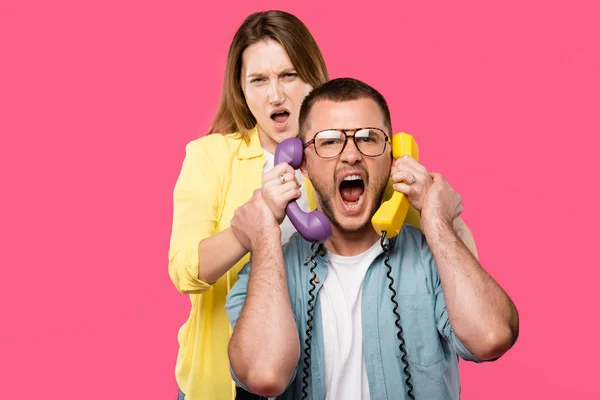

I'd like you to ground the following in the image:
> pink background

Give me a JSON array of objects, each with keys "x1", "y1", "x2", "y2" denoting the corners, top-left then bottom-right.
[{"x1": 1, "y1": 0, "x2": 598, "y2": 399}]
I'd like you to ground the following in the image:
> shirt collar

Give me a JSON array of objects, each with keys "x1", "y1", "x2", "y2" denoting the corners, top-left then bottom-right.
[{"x1": 238, "y1": 125, "x2": 264, "y2": 159}]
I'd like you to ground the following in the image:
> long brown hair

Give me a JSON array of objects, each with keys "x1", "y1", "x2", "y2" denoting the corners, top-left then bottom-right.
[{"x1": 208, "y1": 10, "x2": 329, "y2": 142}]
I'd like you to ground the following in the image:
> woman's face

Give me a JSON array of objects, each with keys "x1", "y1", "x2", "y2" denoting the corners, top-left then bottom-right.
[{"x1": 240, "y1": 39, "x2": 313, "y2": 153}]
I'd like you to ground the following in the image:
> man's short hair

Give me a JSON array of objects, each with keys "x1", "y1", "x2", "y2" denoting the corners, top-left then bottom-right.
[{"x1": 298, "y1": 77, "x2": 392, "y2": 140}]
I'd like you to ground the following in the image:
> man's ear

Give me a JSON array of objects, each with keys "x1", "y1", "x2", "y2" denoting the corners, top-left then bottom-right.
[{"x1": 300, "y1": 156, "x2": 309, "y2": 179}]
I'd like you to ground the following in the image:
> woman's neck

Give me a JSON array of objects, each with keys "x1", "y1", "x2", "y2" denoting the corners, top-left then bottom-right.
[{"x1": 258, "y1": 127, "x2": 277, "y2": 154}]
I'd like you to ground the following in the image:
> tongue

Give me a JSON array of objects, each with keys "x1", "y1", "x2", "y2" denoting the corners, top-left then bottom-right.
[
  {"x1": 273, "y1": 113, "x2": 289, "y2": 123},
  {"x1": 340, "y1": 186, "x2": 362, "y2": 202}
]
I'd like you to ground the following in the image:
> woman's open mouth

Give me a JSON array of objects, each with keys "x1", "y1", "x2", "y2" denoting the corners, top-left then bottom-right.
[{"x1": 270, "y1": 110, "x2": 290, "y2": 128}]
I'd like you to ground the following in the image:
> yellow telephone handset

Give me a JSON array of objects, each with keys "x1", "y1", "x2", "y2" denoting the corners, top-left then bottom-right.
[{"x1": 371, "y1": 132, "x2": 419, "y2": 238}]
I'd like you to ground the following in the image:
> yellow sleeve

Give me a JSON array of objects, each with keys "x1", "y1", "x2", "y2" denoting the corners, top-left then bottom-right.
[{"x1": 168, "y1": 136, "x2": 227, "y2": 295}]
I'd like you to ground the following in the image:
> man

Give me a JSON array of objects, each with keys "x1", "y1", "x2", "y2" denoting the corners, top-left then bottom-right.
[{"x1": 225, "y1": 78, "x2": 519, "y2": 399}]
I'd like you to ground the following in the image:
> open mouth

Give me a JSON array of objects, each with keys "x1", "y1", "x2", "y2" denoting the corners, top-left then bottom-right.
[
  {"x1": 270, "y1": 110, "x2": 290, "y2": 125},
  {"x1": 339, "y1": 174, "x2": 365, "y2": 210}
]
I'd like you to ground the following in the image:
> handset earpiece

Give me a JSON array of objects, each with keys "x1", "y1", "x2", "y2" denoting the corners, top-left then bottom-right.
[
  {"x1": 371, "y1": 132, "x2": 419, "y2": 238},
  {"x1": 274, "y1": 138, "x2": 332, "y2": 243}
]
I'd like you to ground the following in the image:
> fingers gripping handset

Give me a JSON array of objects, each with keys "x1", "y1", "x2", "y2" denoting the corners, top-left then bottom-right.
[
  {"x1": 371, "y1": 132, "x2": 419, "y2": 238},
  {"x1": 274, "y1": 138, "x2": 333, "y2": 243}
]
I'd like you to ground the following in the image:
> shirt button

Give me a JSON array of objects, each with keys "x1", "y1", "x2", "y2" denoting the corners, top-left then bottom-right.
[
  {"x1": 319, "y1": 250, "x2": 326, "y2": 256},
  {"x1": 314, "y1": 278, "x2": 320, "y2": 284}
]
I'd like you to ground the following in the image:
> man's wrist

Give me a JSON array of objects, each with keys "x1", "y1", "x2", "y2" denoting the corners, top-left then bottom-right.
[
  {"x1": 452, "y1": 217, "x2": 467, "y2": 238},
  {"x1": 251, "y1": 224, "x2": 281, "y2": 249},
  {"x1": 422, "y1": 215, "x2": 455, "y2": 239}
]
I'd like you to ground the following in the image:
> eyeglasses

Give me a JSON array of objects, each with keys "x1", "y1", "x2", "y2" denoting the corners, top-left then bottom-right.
[{"x1": 304, "y1": 127, "x2": 391, "y2": 159}]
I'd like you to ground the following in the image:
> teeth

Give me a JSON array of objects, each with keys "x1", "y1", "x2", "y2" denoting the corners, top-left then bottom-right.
[
  {"x1": 343, "y1": 174, "x2": 362, "y2": 181},
  {"x1": 345, "y1": 193, "x2": 364, "y2": 209}
]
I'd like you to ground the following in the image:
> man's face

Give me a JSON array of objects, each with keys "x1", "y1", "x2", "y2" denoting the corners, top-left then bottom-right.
[{"x1": 302, "y1": 98, "x2": 392, "y2": 233}]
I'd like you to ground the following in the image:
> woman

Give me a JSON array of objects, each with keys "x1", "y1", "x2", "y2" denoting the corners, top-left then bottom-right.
[
  {"x1": 168, "y1": 11, "x2": 327, "y2": 400},
  {"x1": 168, "y1": 10, "x2": 479, "y2": 400}
]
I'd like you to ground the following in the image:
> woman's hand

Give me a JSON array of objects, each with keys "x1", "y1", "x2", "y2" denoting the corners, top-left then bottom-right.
[{"x1": 261, "y1": 162, "x2": 302, "y2": 224}]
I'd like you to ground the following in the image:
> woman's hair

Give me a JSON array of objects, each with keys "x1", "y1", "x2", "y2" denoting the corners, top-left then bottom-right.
[{"x1": 208, "y1": 10, "x2": 329, "y2": 142}]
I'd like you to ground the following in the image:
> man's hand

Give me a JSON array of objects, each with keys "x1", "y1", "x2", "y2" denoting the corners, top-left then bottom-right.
[
  {"x1": 231, "y1": 189, "x2": 281, "y2": 251},
  {"x1": 420, "y1": 172, "x2": 463, "y2": 231},
  {"x1": 391, "y1": 155, "x2": 433, "y2": 212},
  {"x1": 262, "y1": 163, "x2": 302, "y2": 224}
]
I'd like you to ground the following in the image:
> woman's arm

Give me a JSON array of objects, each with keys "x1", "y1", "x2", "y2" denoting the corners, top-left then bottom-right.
[
  {"x1": 168, "y1": 137, "x2": 235, "y2": 294},
  {"x1": 197, "y1": 228, "x2": 248, "y2": 284},
  {"x1": 169, "y1": 136, "x2": 302, "y2": 291},
  {"x1": 197, "y1": 159, "x2": 303, "y2": 283}
]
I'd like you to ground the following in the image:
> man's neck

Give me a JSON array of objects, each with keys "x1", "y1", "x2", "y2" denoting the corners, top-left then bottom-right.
[{"x1": 324, "y1": 225, "x2": 381, "y2": 257}]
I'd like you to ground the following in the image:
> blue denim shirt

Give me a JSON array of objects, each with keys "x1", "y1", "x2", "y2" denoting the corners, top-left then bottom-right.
[{"x1": 226, "y1": 225, "x2": 493, "y2": 400}]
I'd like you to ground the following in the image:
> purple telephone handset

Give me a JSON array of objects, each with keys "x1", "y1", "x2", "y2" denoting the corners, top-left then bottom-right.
[{"x1": 274, "y1": 138, "x2": 332, "y2": 243}]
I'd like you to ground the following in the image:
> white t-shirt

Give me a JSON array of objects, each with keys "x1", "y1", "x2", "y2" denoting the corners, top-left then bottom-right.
[
  {"x1": 262, "y1": 149, "x2": 310, "y2": 245},
  {"x1": 319, "y1": 241, "x2": 382, "y2": 400}
]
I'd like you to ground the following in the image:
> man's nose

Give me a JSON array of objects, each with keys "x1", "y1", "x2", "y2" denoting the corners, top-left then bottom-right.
[{"x1": 340, "y1": 137, "x2": 362, "y2": 164}]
